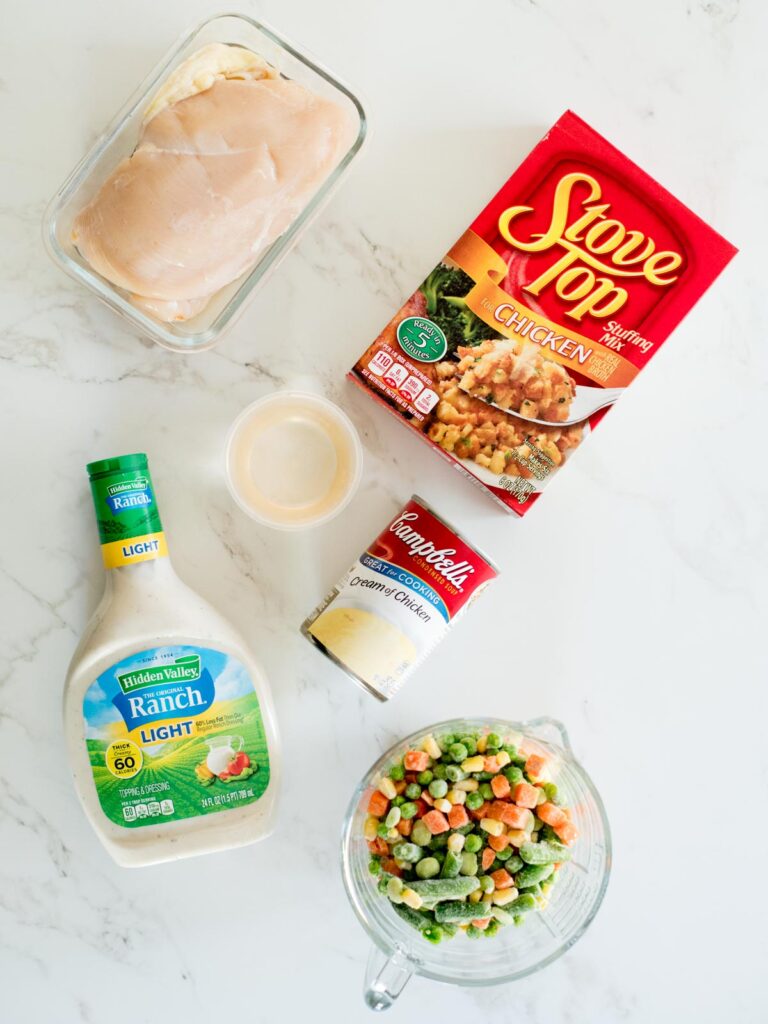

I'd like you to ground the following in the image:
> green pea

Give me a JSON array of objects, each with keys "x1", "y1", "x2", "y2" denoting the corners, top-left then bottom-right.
[
  {"x1": 387, "y1": 876, "x2": 404, "y2": 898},
  {"x1": 377, "y1": 875, "x2": 389, "y2": 894},
  {"x1": 423, "y1": 925, "x2": 444, "y2": 944},
  {"x1": 484, "y1": 918, "x2": 501, "y2": 937},
  {"x1": 503, "y1": 765, "x2": 524, "y2": 785},
  {"x1": 376, "y1": 823, "x2": 391, "y2": 838},
  {"x1": 438, "y1": 734, "x2": 456, "y2": 752},
  {"x1": 486, "y1": 732, "x2": 502, "y2": 748},
  {"x1": 449, "y1": 742, "x2": 468, "y2": 763},
  {"x1": 399, "y1": 801, "x2": 418, "y2": 820},
  {"x1": 428, "y1": 779, "x2": 448, "y2": 799},
  {"x1": 502, "y1": 744, "x2": 518, "y2": 759},
  {"x1": 465, "y1": 791, "x2": 484, "y2": 811},
  {"x1": 405, "y1": 783, "x2": 422, "y2": 800},
  {"x1": 480, "y1": 783, "x2": 494, "y2": 801},
  {"x1": 464, "y1": 833, "x2": 483, "y2": 853},
  {"x1": 495, "y1": 846, "x2": 512, "y2": 862},
  {"x1": 417, "y1": 770, "x2": 433, "y2": 785},
  {"x1": 505, "y1": 854, "x2": 524, "y2": 874},
  {"x1": 411, "y1": 820, "x2": 431, "y2": 846},
  {"x1": 459, "y1": 851, "x2": 478, "y2": 876},
  {"x1": 415, "y1": 856, "x2": 441, "y2": 879},
  {"x1": 429, "y1": 833, "x2": 449, "y2": 850},
  {"x1": 543, "y1": 781, "x2": 559, "y2": 803},
  {"x1": 433, "y1": 763, "x2": 448, "y2": 780},
  {"x1": 466, "y1": 924, "x2": 483, "y2": 938},
  {"x1": 368, "y1": 858, "x2": 381, "y2": 875},
  {"x1": 389, "y1": 763, "x2": 405, "y2": 781},
  {"x1": 460, "y1": 736, "x2": 477, "y2": 756},
  {"x1": 391, "y1": 795, "x2": 405, "y2": 807}
]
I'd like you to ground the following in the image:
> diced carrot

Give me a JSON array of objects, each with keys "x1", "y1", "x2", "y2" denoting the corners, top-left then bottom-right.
[
  {"x1": 448, "y1": 804, "x2": 469, "y2": 829},
  {"x1": 367, "y1": 791, "x2": 389, "y2": 817},
  {"x1": 422, "y1": 809, "x2": 450, "y2": 835},
  {"x1": 525, "y1": 753, "x2": 547, "y2": 779},
  {"x1": 491, "y1": 775, "x2": 511, "y2": 799},
  {"x1": 537, "y1": 802, "x2": 566, "y2": 827},
  {"x1": 512, "y1": 781, "x2": 539, "y2": 809},
  {"x1": 481, "y1": 847, "x2": 495, "y2": 871},
  {"x1": 490, "y1": 868, "x2": 514, "y2": 890},
  {"x1": 484, "y1": 755, "x2": 500, "y2": 773},
  {"x1": 413, "y1": 799, "x2": 428, "y2": 818},
  {"x1": 554, "y1": 819, "x2": 579, "y2": 845},
  {"x1": 421, "y1": 791, "x2": 435, "y2": 807},
  {"x1": 486, "y1": 800, "x2": 507, "y2": 822},
  {"x1": 394, "y1": 780, "x2": 406, "y2": 795},
  {"x1": 368, "y1": 837, "x2": 389, "y2": 856},
  {"x1": 396, "y1": 817, "x2": 413, "y2": 836},
  {"x1": 471, "y1": 917, "x2": 491, "y2": 929},
  {"x1": 404, "y1": 750, "x2": 430, "y2": 772},
  {"x1": 380, "y1": 858, "x2": 402, "y2": 877},
  {"x1": 500, "y1": 803, "x2": 530, "y2": 829},
  {"x1": 488, "y1": 833, "x2": 510, "y2": 852}
]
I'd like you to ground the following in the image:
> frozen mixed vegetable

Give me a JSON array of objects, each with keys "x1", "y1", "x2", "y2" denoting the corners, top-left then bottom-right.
[{"x1": 364, "y1": 728, "x2": 577, "y2": 943}]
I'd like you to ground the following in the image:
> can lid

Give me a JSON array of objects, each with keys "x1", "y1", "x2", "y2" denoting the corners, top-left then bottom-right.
[{"x1": 86, "y1": 453, "x2": 148, "y2": 479}]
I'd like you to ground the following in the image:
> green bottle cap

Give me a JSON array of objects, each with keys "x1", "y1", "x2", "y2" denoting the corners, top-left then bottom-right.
[{"x1": 87, "y1": 453, "x2": 148, "y2": 479}]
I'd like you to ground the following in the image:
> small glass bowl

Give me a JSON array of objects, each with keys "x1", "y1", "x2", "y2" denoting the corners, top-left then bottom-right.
[
  {"x1": 224, "y1": 390, "x2": 363, "y2": 530},
  {"x1": 42, "y1": 13, "x2": 367, "y2": 352},
  {"x1": 341, "y1": 717, "x2": 611, "y2": 1009}
]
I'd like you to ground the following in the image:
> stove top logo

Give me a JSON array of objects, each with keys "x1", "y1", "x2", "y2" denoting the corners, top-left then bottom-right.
[{"x1": 498, "y1": 172, "x2": 683, "y2": 322}]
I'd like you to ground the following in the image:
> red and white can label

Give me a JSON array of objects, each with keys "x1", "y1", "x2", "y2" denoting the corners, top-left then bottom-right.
[{"x1": 303, "y1": 497, "x2": 498, "y2": 700}]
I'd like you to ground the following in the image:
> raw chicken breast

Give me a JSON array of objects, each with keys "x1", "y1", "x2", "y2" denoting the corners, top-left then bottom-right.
[{"x1": 73, "y1": 68, "x2": 355, "y2": 322}]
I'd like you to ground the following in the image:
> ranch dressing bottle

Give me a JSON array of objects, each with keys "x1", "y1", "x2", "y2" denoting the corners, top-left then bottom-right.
[{"x1": 63, "y1": 454, "x2": 279, "y2": 866}]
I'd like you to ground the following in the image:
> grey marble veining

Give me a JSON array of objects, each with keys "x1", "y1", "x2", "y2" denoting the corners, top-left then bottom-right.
[{"x1": 1, "y1": 1, "x2": 767, "y2": 1022}]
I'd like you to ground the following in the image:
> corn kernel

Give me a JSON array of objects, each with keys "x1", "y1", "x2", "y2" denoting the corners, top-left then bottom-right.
[
  {"x1": 495, "y1": 750, "x2": 511, "y2": 768},
  {"x1": 507, "y1": 829, "x2": 527, "y2": 847},
  {"x1": 387, "y1": 828, "x2": 401, "y2": 841},
  {"x1": 447, "y1": 789, "x2": 466, "y2": 805},
  {"x1": 421, "y1": 734, "x2": 441, "y2": 760},
  {"x1": 468, "y1": 889, "x2": 483, "y2": 904},
  {"x1": 364, "y1": 816, "x2": 379, "y2": 840},
  {"x1": 480, "y1": 817, "x2": 504, "y2": 837},
  {"x1": 454, "y1": 778, "x2": 479, "y2": 792},
  {"x1": 378, "y1": 777, "x2": 397, "y2": 799},
  {"x1": 400, "y1": 888, "x2": 423, "y2": 910},
  {"x1": 476, "y1": 735, "x2": 488, "y2": 754},
  {"x1": 461, "y1": 755, "x2": 485, "y2": 773},
  {"x1": 447, "y1": 832, "x2": 466, "y2": 853},
  {"x1": 434, "y1": 798, "x2": 452, "y2": 813},
  {"x1": 492, "y1": 887, "x2": 519, "y2": 906}
]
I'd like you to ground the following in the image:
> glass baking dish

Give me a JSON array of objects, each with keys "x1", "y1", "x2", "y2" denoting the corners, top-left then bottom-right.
[{"x1": 42, "y1": 13, "x2": 367, "y2": 352}]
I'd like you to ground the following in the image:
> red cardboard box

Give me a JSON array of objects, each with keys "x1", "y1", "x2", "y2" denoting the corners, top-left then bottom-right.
[{"x1": 350, "y1": 111, "x2": 737, "y2": 515}]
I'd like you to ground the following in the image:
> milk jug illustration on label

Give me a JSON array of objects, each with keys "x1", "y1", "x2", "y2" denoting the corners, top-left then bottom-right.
[{"x1": 63, "y1": 454, "x2": 280, "y2": 866}]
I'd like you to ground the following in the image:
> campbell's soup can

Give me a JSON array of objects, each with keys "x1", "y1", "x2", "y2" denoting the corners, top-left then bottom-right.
[{"x1": 301, "y1": 495, "x2": 499, "y2": 700}]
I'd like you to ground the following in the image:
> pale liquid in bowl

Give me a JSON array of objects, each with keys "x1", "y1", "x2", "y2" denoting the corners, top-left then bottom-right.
[{"x1": 227, "y1": 394, "x2": 361, "y2": 527}]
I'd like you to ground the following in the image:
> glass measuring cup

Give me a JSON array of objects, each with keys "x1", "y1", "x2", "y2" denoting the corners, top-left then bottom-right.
[{"x1": 340, "y1": 717, "x2": 611, "y2": 1010}]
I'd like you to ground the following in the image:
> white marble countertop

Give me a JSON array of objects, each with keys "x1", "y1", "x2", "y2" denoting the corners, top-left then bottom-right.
[{"x1": 2, "y1": 0, "x2": 767, "y2": 1021}]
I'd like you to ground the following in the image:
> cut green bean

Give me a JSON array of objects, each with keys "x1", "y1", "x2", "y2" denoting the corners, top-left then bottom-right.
[
  {"x1": 520, "y1": 841, "x2": 571, "y2": 865},
  {"x1": 515, "y1": 862, "x2": 555, "y2": 888},
  {"x1": 408, "y1": 876, "x2": 480, "y2": 900},
  {"x1": 435, "y1": 900, "x2": 491, "y2": 923}
]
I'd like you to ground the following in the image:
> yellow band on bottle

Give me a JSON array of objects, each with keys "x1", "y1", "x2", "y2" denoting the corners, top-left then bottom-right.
[{"x1": 101, "y1": 532, "x2": 168, "y2": 569}]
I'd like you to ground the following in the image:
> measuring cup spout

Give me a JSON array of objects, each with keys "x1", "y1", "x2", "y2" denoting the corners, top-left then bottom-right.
[{"x1": 363, "y1": 946, "x2": 416, "y2": 1011}]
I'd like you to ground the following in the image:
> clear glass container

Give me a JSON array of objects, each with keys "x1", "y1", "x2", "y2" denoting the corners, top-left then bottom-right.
[
  {"x1": 341, "y1": 717, "x2": 611, "y2": 1009},
  {"x1": 42, "y1": 14, "x2": 367, "y2": 352}
]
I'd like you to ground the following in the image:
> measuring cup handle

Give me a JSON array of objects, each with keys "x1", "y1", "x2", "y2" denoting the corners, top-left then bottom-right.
[
  {"x1": 233, "y1": 736, "x2": 244, "y2": 752},
  {"x1": 363, "y1": 946, "x2": 416, "y2": 1011}
]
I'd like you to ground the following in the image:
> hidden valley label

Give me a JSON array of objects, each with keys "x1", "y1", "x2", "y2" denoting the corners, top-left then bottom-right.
[{"x1": 83, "y1": 645, "x2": 270, "y2": 828}]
